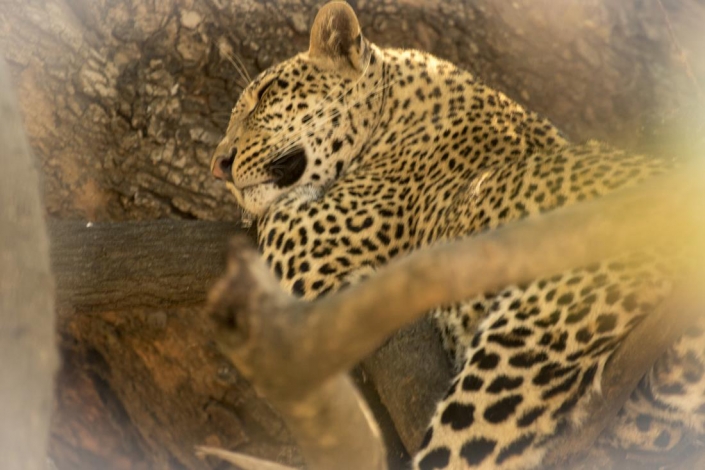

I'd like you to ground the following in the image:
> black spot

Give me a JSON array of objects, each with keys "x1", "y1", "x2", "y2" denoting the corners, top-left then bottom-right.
[
  {"x1": 345, "y1": 216, "x2": 374, "y2": 232},
  {"x1": 541, "y1": 369, "x2": 581, "y2": 399},
  {"x1": 516, "y1": 306, "x2": 541, "y2": 321},
  {"x1": 470, "y1": 333, "x2": 481, "y2": 348},
  {"x1": 635, "y1": 414, "x2": 652, "y2": 432},
  {"x1": 549, "y1": 419, "x2": 570, "y2": 441},
  {"x1": 266, "y1": 228, "x2": 276, "y2": 246},
  {"x1": 509, "y1": 350, "x2": 548, "y2": 368},
  {"x1": 533, "y1": 362, "x2": 577, "y2": 386},
  {"x1": 484, "y1": 394, "x2": 523, "y2": 423},
  {"x1": 550, "y1": 332, "x2": 568, "y2": 352},
  {"x1": 444, "y1": 379, "x2": 459, "y2": 399},
  {"x1": 331, "y1": 139, "x2": 343, "y2": 153},
  {"x1": 565, "y1": 307, "x2": 590, "y2": 324},
  {"x1": 495, "y1": 433, "x2": 536, "y2": 465},
  {"x1": 658, "y1": 382, "x2": 685, "y2": 395},
  {"x1": 335, "y1": 160, "x2": 345, "y2": 178},
  {"x1": 654, "y1": 430, "x2": 671, "y2": 448},
  {"x1": 487, "y1": 334, "x2": 525, "y2": 348},
  {"x1": 511, "y1": 327, "x2": 533, "y2": 337},
  {"x1": 318, "y1": 264, "x2": 336, "y2": 275},
  {"x1": 376, "y1": 230, "x2": 391, "y2": 246},
  {"x1": 441, "y1": 402, "x2": 476, "y2": 430},
  {"x1": 313, "y1": 221, "x2": 325, "y2": 234},
  {"x1": 311, "y1": 280, "x2": 325, "y2": 291},
  {"x1": 486, "y1": 375, "x2": 524, "y2": 394},
  {"x1": 534, "y1": 310, "x2": 561, "y2": 328},
  {"x1": 575, "y1": 328, "x2": 593, "y2": 343},
  {"x1": 517, "y1": 407, "x2": 546, "y2": 428},
  {"x1": 622, "y1": 293, "x2": 639, "y2": 312},
  {"x1": 596, "y1": 314, "x2": 618, "y2": 333},
  {"x1": 291, "y1": 279, "x2": 305, "y2": 297},
  {"x1": 684, "y1": 357, "x2": 705, "y2": 383},
  {"x1": 566, "y1": 350, "x2": 584, "y2": 362},
  {"x1": 605, "y1": 288, "x2": 621, "y2": 305},
  {"x1": 460, "y1": 437, "x2": 497, "y2": 467},
  {"x1": 419, "y1": 427, "x2": 433, "y2": 450},
  {"x1": 470, "y1": 348, "x2": 500, "y2": 370},
  {"x1": 545, "y1": 289, "x2": 556, "y2": 302},
  {"x1": 557, "y1": 292, "x2": 574, "y2": 305},
  {"x1": 418, "y1": 447, "x2": 451, "y2": 470},
  {"x1": 584, "y1": 336, "x2": 616, "y2": 356},
  {"x1": 462, "y1": 374, "x2": 484, "y2": 391},
  {"x1": 553, "y1": 365, "x2": 598, "y2": 417},
  {"x1": 282, "y1": 239, "x2": 295, "y2": 254}
]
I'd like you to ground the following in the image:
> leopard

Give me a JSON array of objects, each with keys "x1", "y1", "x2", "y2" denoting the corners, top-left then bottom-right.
[{"x1": 209, "y1": 2, "x2": 705, "y2": 468}]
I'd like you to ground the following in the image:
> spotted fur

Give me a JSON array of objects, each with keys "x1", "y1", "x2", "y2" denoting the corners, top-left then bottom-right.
[{"x1": 211, "y1": 2, "x2": 705, "y2": 468}]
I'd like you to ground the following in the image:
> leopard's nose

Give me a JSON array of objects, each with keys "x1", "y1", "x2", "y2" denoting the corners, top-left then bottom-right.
[{"x1": 211, "y1": 149, "x2": 236, "y2": 182}]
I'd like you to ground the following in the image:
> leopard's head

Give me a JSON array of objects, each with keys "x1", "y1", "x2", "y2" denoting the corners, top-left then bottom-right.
[{"x1": 211, "y1": 1, "x2": 385, "y2": 217}]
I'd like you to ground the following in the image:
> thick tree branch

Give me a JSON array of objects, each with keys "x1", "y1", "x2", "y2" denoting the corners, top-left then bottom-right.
[
  {"x1": 50, "y1": 220, "x2": 246, "y2": 312},
  {"x1": 0, "y1": 57, "x2": 58, "y2": 470}
]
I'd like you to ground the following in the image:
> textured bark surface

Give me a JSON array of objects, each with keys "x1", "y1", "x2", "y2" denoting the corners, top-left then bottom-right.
[
  {"x1": 54, "y1": 305, "x2": 302, "y2": 470},
  {"x1": 48, "y1": 221, "x2": 302, "y2": 470},
  {"x1": 1, "y1": 0, "x2": 704, "y2": 469},
  {"x1": 50, "y1": 220, "x2": 246, "y2": 312}
]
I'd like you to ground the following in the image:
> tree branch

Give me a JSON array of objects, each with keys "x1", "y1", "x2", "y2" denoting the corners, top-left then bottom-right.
[
  {"x1": 50, "y1": 220, "x2": 245, "y2": 312},
  {"x1": 0, "y1": 57, "x2": 58, "y2": 470}
]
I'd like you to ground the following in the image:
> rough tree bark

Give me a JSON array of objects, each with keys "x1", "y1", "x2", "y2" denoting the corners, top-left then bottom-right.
[{"x1": 1, "y1": 0, "x2": 704, "y2": 469}]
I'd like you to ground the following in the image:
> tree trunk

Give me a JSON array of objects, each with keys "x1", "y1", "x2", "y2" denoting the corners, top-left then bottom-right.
[{"x1": 1, "y1": 0, "x2": 704, "y2": 469}]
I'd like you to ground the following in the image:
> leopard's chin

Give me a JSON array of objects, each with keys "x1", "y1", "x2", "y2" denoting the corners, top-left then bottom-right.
[{"x1": 226, "y1": 181, "x2": 283, "y2": 218}]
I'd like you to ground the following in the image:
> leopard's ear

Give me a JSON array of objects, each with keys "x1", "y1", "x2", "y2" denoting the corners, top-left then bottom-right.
[{"x1": 309, "y1": 1, "x2": 367, "y2": 71}]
